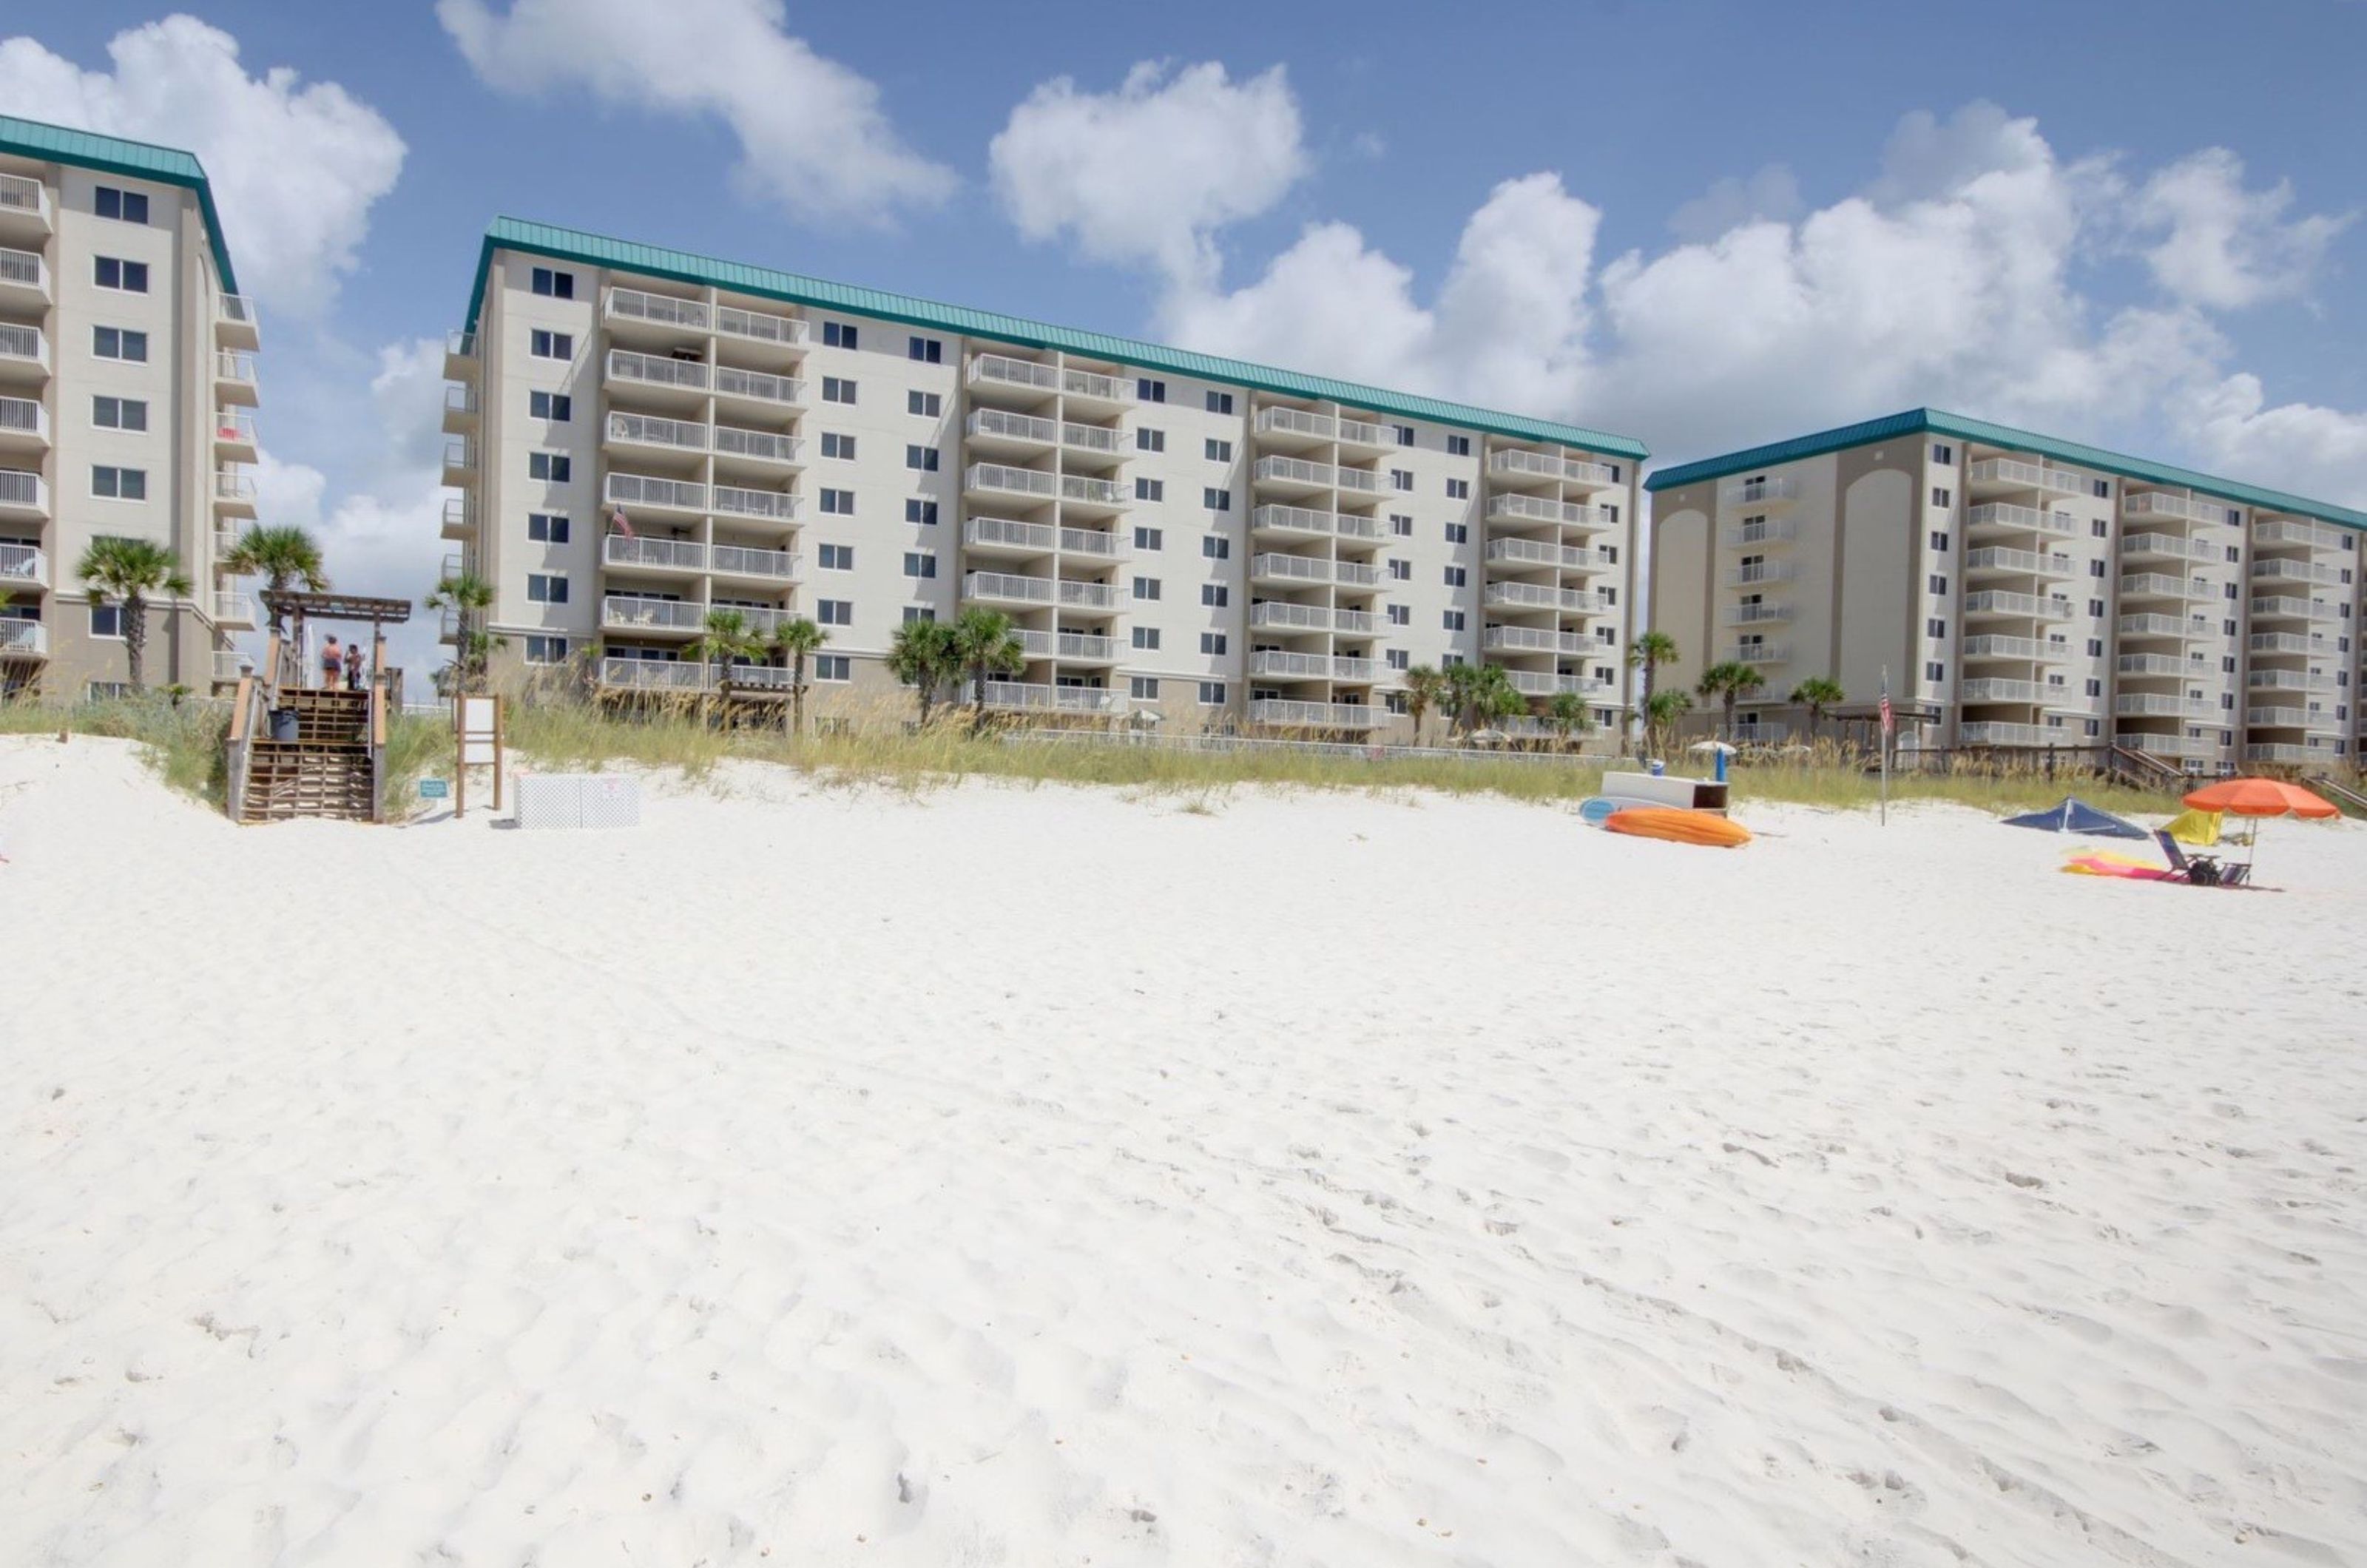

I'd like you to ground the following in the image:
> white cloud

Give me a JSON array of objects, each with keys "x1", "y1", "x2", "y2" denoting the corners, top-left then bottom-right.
[
  {"x1": 438, "y1": 0, "x2": 951, "y2": 224},
  {"x1": 0, "y1": 14, "x2": 405, "y2": 314},
  {"x1": 990, "y1": 61, "x2": 1308, "y2": 289},
  {"x1": 2170, "y1": 374, "x2": 2367, "y2": 508},
  {"x1": 1668, "y1": 164, "x2": 1802, "y2": 242},
  {"x1": 2130, "y1": 148, "x2": 2351, "y2": 309}
]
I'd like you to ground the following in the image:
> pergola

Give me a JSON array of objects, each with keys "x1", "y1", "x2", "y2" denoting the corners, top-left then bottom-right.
[{"x1": 257, "y1": 592, "x2": 414, "y2": 697}]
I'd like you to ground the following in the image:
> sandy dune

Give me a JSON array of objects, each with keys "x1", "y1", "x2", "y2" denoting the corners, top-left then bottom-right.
[{"x1": 2, "y1": 734, "x2": 2363, "y2": 1567}]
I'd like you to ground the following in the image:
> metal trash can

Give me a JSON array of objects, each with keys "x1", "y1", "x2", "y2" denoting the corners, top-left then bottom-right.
[{"x1": 269, "y1": 708, "x2": 299, "y2": 742}]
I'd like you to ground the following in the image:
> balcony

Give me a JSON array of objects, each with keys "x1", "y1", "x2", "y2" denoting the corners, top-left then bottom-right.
[
  {"x1": 1253, "y1": 455, "x2": 1334, "y2": 494},
  {"x1": 608, "y1": 348, "x2": 710, "y2": 396},
  {"x1": 716, "y1": 303, "x2": 806, "y2": 349},
  {"x1": 443, "y1": 330, "x2": 478, "y2": 379},
  {"x1": 1249, "y1": 601, "x2": 1333, "y2": 635},
  {"x1": 2248, "y1": 631, "x2": 2329, "y2": 657},
  {"x1": 0, "y1": 467, "x2": 49, "y2": 520},
  {"x1": 607, "y1": 410, "x2": 706, "y2": 455},
  {"x1": 965, "y1": 462, "x2": 1056, "y2": 504},
  {"x1": 599, "y1": 656, "x2": 707, "y2": 694},
  {"x1": 0, "y1": 394, "x2": 46, "y2": 451},
  {"x1": 709, "y1": 544, "x2": 797, "y2": 581},
  {"x1": 214, "y1": 467, "x2": 259, "y2": 517},
  {"x1": 0, "y1": 172, "x2": 53, "y2": 235},
  {"x1": 1255, "y1": 406, "x2": 1334, "y2": 445},
  {"x1": 0, "y1": 322, "x2": 50, "y2": 382},
  {"x1": 217, "y1": 294, "x2": 260, "y2": 351},
  {"x1": 2252, "y1": 518, "x2": 2343, "y2": 552},
  {"x1": 1721, "y1": 518, "x2": 1797, "y2": 547},
  {"x1": 966, "y1": 408, "x2": 1056, "y2": 449},
  {"x1": 1962, "y1": 635, "x2": 2069, "y2": 660},
  {"x1": 1060, "y1": 473, "x2": 1129, "y2": 511},
  {"x1": 2249, "y1": 595, "x2": 2333, "y2": 624},
  {"x1": 607, "y1": 472, "x2": 706, "y2": 516},
  {"x1": 1721, "y1": 601, "x2": 1792, "y2": 626},
  {"x1": 2121, "y1": 532, "x2": 2214, "y2": 564},
  {"x1": 0, "y1": 541, "x2": 44, "y2": 583},
  {"x1": 1334, "y1": 466, "x2": 1381, "y2": 495},
  {"x1": 1334, "y1": 560, "x2": 1384, "y2": 588},
  {"x1": 1058, "y1": 526, "x2": 1122, "y2": 558},
  {"x1": 0, "y1": 245, "x2": 47, "y2": 303},
  {"x1": 2122, "y1": 491, "x2": 2224, "y2": 527},
  {"x1": 2118, "y1": 572, "x2": 2203, "y2": 601},
  {"x1": 1252, "y1": 504, "x2": 1335, "y2": 540},
  {"x1": 213, "y1": 591, "x2": 257, "y2": 628},
  {"x1": 982, "y1": 680, "x2": 1124, "y2": 714},
  {"x1": 713, "y1": 365, "x2": 803, "y2": 410},
  {"x1": 716, "y1": 425, "x2": 802, "y2": 467},
  {"x1": 2127, "y1": 732, "x2": 2213, "y2": 758},
  {"x1": 602, "y1": 595, "x2": 707, "y2": 634},
  {"x1": 1493, "y1": 450, "x2": 1621, "y2": 492},
  {"x1": 1250, "y1": 552, "x2": 1331, "y2": 587},
  {"x1": 1965, "y1": 591, "x2": 2073, "y2": 621},
  {"x1": 967, "y1": 354, "x2": 1059, "y2": 399},
  {"x1": 1966, "y1": 547, "x2": 2078, "y2": 579},
  {"x1": 1485, "y1": 536, "x2": 1613, "y2": 571},
  {"x1": 1010, "y1": 629, "x2": 1120, "y2": 663},
  {"x1": 964, "y1": 516, "x2": 1057, "y2": 555},
  {"x1": 211, "y1": 649, "x2": 254, "y2": 685},
  {"x1": 1061, "y1": 421, "x2": 1124, "y2": 458},
  {"x1": 606, "y1": 286, "x2": 710, "y2": 336},
  {"x1": 1337, "y1": 417, "x2": 1391, "y2": 452},
  {"x1": 713, "y1": 484, "x2": 799, "y2": 524},
  {"x1": 2246, "y1": 668, "x2": 2334, "y2": 693},
  {"x1": 440, "y1": 496, "x2": 471, "y2": 541},
  {"x1": 2245, "y1": 742, "x2": 2329, "y2": 764},
  {"x1": 1484, "y1": 581, "x2": 1604, "y2": 612},
  {"x1": 1966, "y1": 501, "x2": 2079, "y2": 538},
  {"x1": 1730, "y1": 643, "x2": 1789, "y2": 665},
  {"x1": 1721, "y1": 561, "x2": 1794, "y2": 587},
  {"x1": 2245, "y1": 705, "x2": 2327, "y2": 729},
  {"x1": 2116, "y1": 612, "x2": 2210, "y2": 639},
  {"x1": 1249, "y1": 649, "x2": 1337, "y2": 681},
  {"x1": 1503, "y1": 669, "x2": 1602, "y2": 697},
  {"x1": 604, "y1": 534, "x2": 707, "y2": 574},
  {"x1": 1959, "y1": 721, "x2": 2053, "y2": 747},
  {"x1": 1058, "y1": 578, "x2": 1124, "y2": 610},
  {"x1": 1968, "y1": 457, "x2": 2084, "y2": 496},
  {"x1": 2117, "y1": 653, "x2": 2192, "y2": 677},
  {"x1": 2116, "y1": 693, "x2": 2211, "y2": 718},
  {"x1": 1717, "y1": 476, "x2": 1800, "y2": 510},
  {"x1": 1248, "y1": 698, "x2": 1384, "y2": 729},
  {"x1": 215, "y1": 350, "x2": 260, "y2": 405},
  {"x1": 1333, "y1": 607, "x2": 1379, "y2": 635},
  {"x1": 0, "y1": 619, "x2": 47, "y2": 659},
  {"x1": 964, "y1": 570, "x2": 1054, "y2": 606},
  {"x1": 1482, "y1": 625, "x2": 1587, "y2": 655},
  {"x1": 2252, "y1": 557, "x2": 2340, "y2": 588}
]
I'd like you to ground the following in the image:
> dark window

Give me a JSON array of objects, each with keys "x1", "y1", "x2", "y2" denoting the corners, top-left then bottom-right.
[{"x1": 530, "y1": 267, "x2": 574, "y2": 299}]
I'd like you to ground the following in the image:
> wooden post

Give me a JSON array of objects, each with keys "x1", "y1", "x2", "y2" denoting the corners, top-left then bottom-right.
[{"x1": 493, "y1": 696, "x2": 506, "y2": 811}]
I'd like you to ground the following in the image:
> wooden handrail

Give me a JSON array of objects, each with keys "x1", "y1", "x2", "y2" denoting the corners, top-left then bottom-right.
[{"x1": 227, "y1": 675, "x2": 256, "y2": 743}]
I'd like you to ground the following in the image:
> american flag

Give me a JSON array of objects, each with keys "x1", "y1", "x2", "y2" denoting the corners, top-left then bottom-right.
[
  {"x1": 1878, "y1": 670, "x2": 1894, "y2": 736},
  {"x1": 610, "y1": 505, "x2": 635, "y2": 538}
]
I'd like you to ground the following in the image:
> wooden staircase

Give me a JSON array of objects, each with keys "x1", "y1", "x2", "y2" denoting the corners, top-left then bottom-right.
[{"x1": 235, "y1": 686, "x2": 377, "y2": 822}]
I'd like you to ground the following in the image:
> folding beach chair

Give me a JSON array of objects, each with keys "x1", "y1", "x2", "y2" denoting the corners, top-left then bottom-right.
[{"x1": 2154, "y1": 828, "x2": 2224, "y2": 886}]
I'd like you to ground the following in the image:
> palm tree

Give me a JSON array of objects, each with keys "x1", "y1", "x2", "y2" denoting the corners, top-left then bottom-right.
[
  {"x1": 1643, "y1": 689, "x2": 1693, "y2": 757},
  {"x1": 425, "y1": 570, "x2": 498, "y2": 693},
  {"x1": 1789, "y1": 677, "x2": 1846, "y2": 743},
  {"x1": 951, "y1": 606, "x2": 1026, "y2": 717},
  {"x1": 223, "y1": 524, "x2": 328, "y2": 638},
  {"x1": 888, "y1": 618, "x2": 960, "y2": 726},
  {"x1": 78, "y1": 537, "x2": 190, "y2": 692},
  {"x1": 1545, "y1": 689, "x2": 1594, "y2": 748},
  {"x1": 1695, "y1": 660, "x2": 1767, "y2": 740},
  {"x1": 688, "y1": 609, "x2": 762, "y2": 715},
  {"x1": 769, "y1": 615, "x2": 827, "y2": 735},
  {"x1": 1627, "y1": 630, "x2": 1679, "y2": 760},
  {"x1": 1403, "y1": 664, "x2": 1444, "y2": 746},
  {"x1": 1443, "y1": 663, "x2": 1524, "y2": 737}
]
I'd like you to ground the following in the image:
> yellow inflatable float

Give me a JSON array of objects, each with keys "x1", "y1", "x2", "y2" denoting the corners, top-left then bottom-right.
[{"x1": 1603, "y1": 806, "x2": 1752, "y2": 848}]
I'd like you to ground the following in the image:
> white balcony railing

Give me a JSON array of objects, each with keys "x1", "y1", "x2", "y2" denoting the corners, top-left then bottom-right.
[
  {"x1": 1061, "y1": 421, "x2": 1123, "y2": 454},
  {"x1": 1959, "y1": 721, "x2": 2053, "y2": 747},
  {"x1": 2114, "y1": 693, "x2": 2209, "y2": 717},
  {"x1": 1255, "y1": 406, "x2": 1334, "y2": 440},
  {"x1": 1731, "y1": 643, "x2": 1789, "y2": 665},
  {"x1": 1721, "y1": 518, "x2": 1797, "y2": 547},
  {"x1": 2248, "y1": 632, "x2": 2329, "y2": 656},
  {"x1": 0, "y1": 394, "x2": 46, "y2": 441},
  {"x1": 2127, "y1": 731, "x2": 2212, "y2": 758},
  {"x1": 2122, "y1": 491, "x2": 2224, "y2": 526},
  {"x1": 1060, "y1": 368, "x2": 1130, "y2": 403},
  {"x1": 1482, "y1": 625, "x2": 1588, "y2": 654},
  {"x1": 1968, "y1": 458, "x2": 2084, "y2": 494},
  {"x1": 1962, "y1": 635, "x2": 2061, "y2": 660},
  {"x1": 2252, "y1": 519, "x2": 2343, "y2": 552},
  {"x1": 715, "y1": 425, "x2": 803, "y2": 464},
  {"x1": 1249, "y1": 650, "x2": 1335, "y2": 680},
  {"x1": 1722, "y1": 561, "x2": 1794, "y2": 586},
  {"x1": 0, "y1": 172, "x2": 48, "y2": 224},
  {"x1": 1061, "y1": 474, "x2": 1128, "y2": 507},
  {"x1": 1248, "y1": 601, "x2": 1331, "y2": 633},
  {"x1": 0, "y1": 322, "x2": 49, "y2": 369},
  {"x1": 214, "y1": 408, "x2": 257, "y2": 447},
  {"x1": 1253, "y1": 456, "x2": 1333, "y2": 487},
  {"x1": 607, "y1": 287, "x2": 709, "y2": 332},
  {"x1": 710, "y1": 544, "x2": 797, "y2": 580},
  {"x1": 1968, "y1": 547, "x2": 2076, "y2": 575},
  {"x1": 1251, "y1": 552, "x2": 1329, "y2": 584},
  {"x1": 2245, "y1": 743, "x2": 2329, "y2": 764},
  {"x1": 0, "y1": 619, "x2": 48, "y2": 658},
  {"x1": 2121, "y1": 532, "x2": 2215, "y2": 562},
  {"x1": 965, "y1": 570, "x2": 1054, "y2": 605},
  {"x1": 982, "y1": 680, "x2": 1124, "y2": 713},
  {"x1": 966, "y1": 462, "x2": 1056, "y2": 499},
  {"x1": 609, "y1": 411, "x2": 708, "y2": 451},
  {"x1": 965, "y1": 516, "x2": 1057, "y2": 552},
  {"x1": 2252, "y1": 557, "x2": 2341, "y2": 587},
  {"x1": 1058, "y1": 527, "x2": 1122, "y2": 558},
  {"x1": 2250, "y1": 596, "x2": 2334, "y2": 621},
  {"x1": 605, "y1": 534, "x2": 707, "y2": 572},
  {"x1": 968, "y1": 354, "x2": 1060, "y2": 393},
  {"x1": 213, "y1": 592, "x2": 257, "y2": 626},
  {"x1": 2118, "y1": 612, "x2": 2209, "y2": 638},
  {"x1": 1965, "y1": 591, "x2": 2074, "y2": 621},
  {"x1": 602, "y1": 595, "x2": 709, "y2": 632},
  {"x1": 607, "y1": 472, "x2": 706, "y2": 512},
  {"x1": 0, "y1": 246, "x2": 45, "y2": 291},
  {"x1": 1337, "y1": 417, "x2": 1388, "y2": 448},
  {"x1": 1718, "y1": 476, "x2": 1800, "y2": 507},
  {"x1": 2118, "y1": 572, "x2": 2203, "y2": 599},
  {"x1": 0, "y1": 469, "x2": 46, "y2": 513},
  {"x1": 2116, "y1": 653, "x2": 2192, "y2": 677},
  {"x1": 714, "y1": 365, "x2": 803, "y2": 405},
  {"x1": 968, "y1": 408, "x2": 1056, "y2": 445},
  {"x1": 600, "y1": 657, "x2": 706, "y2": 692},
  {"x1": 1248, "y1": 699, "x2": 1383, "y2": 729},
  {"x1": 1252, "y1": 504, "x2": 1334, "y2": 537},
  {"x1": 608, "y1": 348, "x2": 709, "y2": 390},
  {"x1": 715, "y1": 303, "x2": 806, "y2": 347},
  {"x1": 1721, "y1": 601, "x2": 1792, "y2": 625},
  {"x1": 1057, "y1": 579, "x2": 1124, "y2": 609},
  {"x1": 713, "y1": 484, "x2": 798, "y2": 523},
  {"x1": 2246, "y1": 668, "x2": 2334, "y2": 692},
  {"x1": 0, "y1": 542, "x2": 44, "y2": 581},
  {"x1": 1966, "y1": 501, "x2": 2079, "y2": 538},
  {"x1": 1333, "y1": 467, "x2": 1380, "y2": 493},
  {"x1": 215, "y1": 350, "x2": 258, "y2": 385}
]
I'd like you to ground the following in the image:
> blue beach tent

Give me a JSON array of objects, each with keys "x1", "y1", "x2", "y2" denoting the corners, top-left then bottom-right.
[{"x1": 2001, "y1": 797, "x2": 2149, "y2": 839}]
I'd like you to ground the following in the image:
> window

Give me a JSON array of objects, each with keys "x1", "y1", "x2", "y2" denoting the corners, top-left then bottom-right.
[
  {"x1": 2092, "y1": 518, "x2": 2110, "y2": 538},
  {"x1": 1206, "y1": 391, "x2": 1234, "y2": 415},
  {"x1": 2090, "y1": 560, "x2": 2107, "y2": 578},
  {"x1": 94, "y1": 257, "x2": 149, "y2": 293},
  {"x1": 1441, "y1": 653, "x2": 1465, "y2": 669},
  {"x1": 1926, "y1": 618, "x2": 1946, "y2": 639},
  {"x1": 821, "y1": 433, "x2": 856, "y2": 460},
  {"x1": 90, "y1": 602, "x2": 124, "y2": 638},
  {"x1": 902, "y1": 552, "x2": 936, "y2": 580},
  {"x1": 1391, "y1": 469, "x2": 1414, "y2": 491},
  {"x1": 95, "y1": 186, "x2": 150, "y2": 224},
  {"x1": 908, "y1": 391, "x2": 942, "y2": 418},
  {"x1": 1135, "y1": 477, "x2": 1165, "y2": 502},
  {"x1": 527, "y1": 512, "x2": 570, "y2": 544},
  {"x1": 529, "y1": 329, "x2": 573, "y2": 359},
  {"x1": 1133, "y1": 525, "x2": 1164, "y2": 550},
  {"x1": 1928, "y1": 574, "x2": 1948, "y2": 595},
  {"x1": 1136, "y1": 428, "x2": 1166, "y2": 453},
  {"x1": 2088, "y1": 598, "x2": 2106, "y2": 618},
  {"x1": 92, "y1": 465, "x2": 146, "y2": 500},
  {"x1": 1385, "y1": 692, "x2": 1408, "y2": 715},
  {"x1": 2087, "y1": 638, "x2": 2104, "y2": 657},
  {"x1": 2221, "y1": 654, "x2": 2236, "y2": 673},
  {"x1": 1388, "y1": 558, "x2": 1411, "y2": 581},
  {"x1": 1928, "y1": 531, "x2": 1950, "y2": 552},
  {"x1": 92, "y1": 327, "x2": 148, "y2": 362},
  {"x1": 816, "y1": 654, "x2": 852, "y2": 682},
  {"x1": 905, "y1": 444, "x2": 939, "y2": 473},
  {"x1": 1132, "y1": 626, "x2": 1161, "y2": 650},
  {"x1": 527, "y1": 572, "x2": 569, "y2": 604},
  {"x1": 819, "y1": 544, "x2": 854, "y2": 570},
  {"x1": 1445, "y1": 479, "x2": 1470, "y2": 500},
  {"x1": 1443, "y1": 566, "x2": 1467, "y2": 587},
  {"x1": 1203, "y1": 487, "x2": 1232, "y2": 511},
  {"x1": 1394, "y1": 425, "x2": 1415, "y2": 446},
  {"x1": 907, "y1": 336, "x2": 942, "y2": 364},
  {"x1": 1931, "y1": 487, "x2": 1952, "y2": 508},
  {"x1": 1443, "y1": 521, "x2": 1469, "y2": 544},
  {"x1": 2091, "y1": 479, "x2": 2110, "y2": 499},
  {"x1": 1198, "y1": 680, "x2": 1226, "y2": 705},
  {"x1": 820, "y1": 488, "x2": 855, "y2": 515},
  {"x1": 1202, "y1": 535, "x2": 1229, "y2": 560},
  {"x1": 530, "y1": 267, "x2": 574, "y2": 299},
  {"x1": 822, "y1": 376, "x2": 857, "y2": 405},
  {"x1": 528, "y1": 452, "x2": 571, "y2": 482},
  {"x1": 905, "y1": 499, "x2": 938, "y2": 526},
  {"x1": 902, "y1": 606, "x2": 937, "y2": 624},
  {"x1": 1137, "y1": 378, "x2": 1167, "y2": 403},
  {"x1": 1925, "y1": 660, "x2": 1945, "y2": 683},
  {"x1": 1130, "y1": 677, "x2": 1160, "y2": 700},
  {"x1": 1931, "y1": 442, "x2": 1955, "y2": 465},
  {"x1": 91, "y1": 396, "x2": 147, "y2": 432},
  {"x1": 524, "y1": 635, "x2": 570, "y2": 664},
  {"x1": 1201, "y1": 632, "x2": 1227, "y2": 655},
  {"x1": 822, "y1": 321, "x2": 858, "y2": 349},
  {"x1": 530, "y1": 391, "x2": 573, "y2": 422},
  {"x1": 2084, "y1": 677, "x2": 2102, "y2": 697},
  {"x1": 1132, "y1": 575, "x2": 1161, "y2": 601},
  {"x1": 2224, "y1": 544, "x2": 2241, "y2": 564},
  {"x1": 1442, "y1": 609, "x2": 1465, "y2": 632},
  {"x1": 2084, "y1": 719, "x2": 2101, "y2": 737},
  {"x1": 1201, "y1": 583, "x2": 1228, "y2": 607},
  {"x1": 1389, "y1": 513, "x2": 1413, "y2": 537},
  {"x1": 817, "y1": 599, "x2": 854, "y2": 625},
  {"x1": 1387, "y1": 604, "x2": 1410, "y2": 626},
  {"x1": 1446, "y1": 435, "x2": 1471, "y2": 457},
  {"x1": 1205, "y1": 439, "x2": 1233, "y2": 462},
  {"x1": 1387, "y1": 648, "x2": 1410, "y2": 671}
]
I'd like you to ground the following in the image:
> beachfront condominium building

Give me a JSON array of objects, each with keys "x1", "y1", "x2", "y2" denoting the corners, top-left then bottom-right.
[
  {"x1": 1647, "y1": 410, "x2": 2365, "y2": 774},
  {"x1": 0, "y1": 115, "x2": 263, "y2": 699},
  {"x1": 440, "y1": 220, "x2": 1645, "y2": 740}
]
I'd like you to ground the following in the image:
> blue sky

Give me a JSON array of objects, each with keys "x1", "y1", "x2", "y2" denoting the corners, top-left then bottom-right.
[{"x1": 4, "y1": 1, "x2": 2362, "y2": 673}]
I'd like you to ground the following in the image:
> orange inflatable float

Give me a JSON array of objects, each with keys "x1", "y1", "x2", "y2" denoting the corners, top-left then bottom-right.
[{"x1": 1603, "y1": 806, "x2": 1752, "y2": 848}]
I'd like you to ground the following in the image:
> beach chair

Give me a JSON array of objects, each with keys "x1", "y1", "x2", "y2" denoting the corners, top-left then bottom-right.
[{"x1": 2153, "y1": 828, "x2": 2223, "y2": 886}]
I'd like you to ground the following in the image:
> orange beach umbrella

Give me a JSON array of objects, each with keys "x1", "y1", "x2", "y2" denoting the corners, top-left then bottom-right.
[{"x1": 2178, "y1": 777, "x2": 2339, "y2": 877}]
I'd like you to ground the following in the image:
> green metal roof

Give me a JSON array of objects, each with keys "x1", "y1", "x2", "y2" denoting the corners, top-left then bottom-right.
[
  {"x1": 1644, "y1": 407, "x2": 2366, "y2": 531},
  {"x1": 462, "y1": 217, "x2": 1648, "y2": 460},
  {"x1": 0, "y1": 114, "x2": 240, "y2": 293}
]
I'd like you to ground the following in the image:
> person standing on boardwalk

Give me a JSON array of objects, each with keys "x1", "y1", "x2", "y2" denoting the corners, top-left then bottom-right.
[{"x1": 321, "y1": 635, "x2": 342, "y2": 690}]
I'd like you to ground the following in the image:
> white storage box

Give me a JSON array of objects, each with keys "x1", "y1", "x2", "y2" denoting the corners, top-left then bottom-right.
[{"x1": 515, "y1": 774, "x2": 641, "y2": 830}]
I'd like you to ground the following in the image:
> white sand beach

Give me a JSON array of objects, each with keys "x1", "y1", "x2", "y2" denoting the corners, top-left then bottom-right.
[{"x1": 3, "y1": 734, "x2": 2363, "y2": 1567}]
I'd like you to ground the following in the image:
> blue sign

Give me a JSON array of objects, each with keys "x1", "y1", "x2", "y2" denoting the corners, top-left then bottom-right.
[{"x1": 419, "y1": 778, "x2": 451, "y2": 799}]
